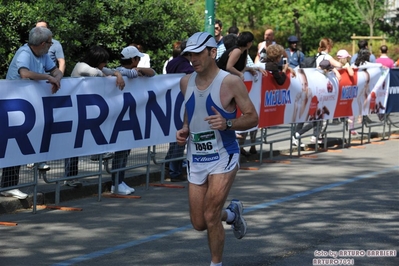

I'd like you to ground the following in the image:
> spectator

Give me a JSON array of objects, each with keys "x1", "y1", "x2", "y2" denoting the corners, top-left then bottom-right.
[
  {"x1": 217, "y1": 31, "x2": 263, "y2": 80},
  {"x1": 292, "y1": 38, "x2": 341, "y2": 146},
  {"x1": 350, "y1": 40, "x2": 376, "y2": 65},
  {"x1": 164, "y1": 41, "x2": 194, "y2": 182},
  {"x1": 315, "y1": 38, "x2": 342, "y2": 138},
  {"x1": 337, "y1": 49, "x2": 354, "y2": 76},
  {"x1": 214, "y1": 19, "x2": 224, "y2": 48},
  {"x1": 255, "y1": 28, "x2": 288, "y2": 65},
  {"x1": 291, "y1": 68, "x2": 312, "y2": 147},
  {"x1": 162, "y1": 41, "x2": 181, "y2": 74},
  {"x1": 30, "y1": 19, "x2": 66, "y2": 171},
  {"x1": 265, "y1": 44, "x2": 296, "y2": 85},
  {"x1": 65, "y1": 45, "x2": 125, "y2": 187},
  {"x1": 227, "y1": 26, "x2": 239, "y2": 35},
  {"x1": 177, "y1": 31, "x2": 258, "y2": 266},
  {"x1": 216, "y1": 32, "x2": 265, "y2": 155},
  {"x1": 222, "y1": 33, "x2": 238, "y2": 50},
  {"x1": 318, "y1": 57, "x2": 341, "y2": 80},
  {"x1": 216, "y1": 26, "x2": 255, "y2": 67},
  {"x1": 36, "y1": 20, "x2": 65, "y2": 74},
  {"x1": 285, "y1": 35, "x2": 305, "y2": 68},
  {"x1": 376, "y1": 45, "x2": 394, "y2": 68},
  {"x1": 336, "y1": 49, "x2": 356, "y2": 134},
  {"x1": 352, "y1": 49, "x2": 375, "y2": 124},
  {"x1": 1, "y1": 26, "x2": 63, "y2": 199},
  {"x1": 131, "y1": 43, "x2": 151, "y2": 68},
  {"x1": 112, "y1": 46, "x2": 156, "y2": 194},
  {"x1": 165, "y1": 41, "x2": 193, "y2": 74}
]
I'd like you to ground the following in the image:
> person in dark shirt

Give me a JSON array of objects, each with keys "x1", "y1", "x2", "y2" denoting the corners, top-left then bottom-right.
[
  {"x1": 166, "y1": 41, "x2": 194, "y2": 74},
  {"x1": 165, "y1": 41, "x2": 194, "y2": 181},
  {"x1": 217, "y1": 31, "x2": 262, "y2": 80}
]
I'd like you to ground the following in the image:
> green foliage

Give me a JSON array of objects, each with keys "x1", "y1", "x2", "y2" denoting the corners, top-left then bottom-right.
[
  {"x1": 0, "y1": 0, "x2": 392, "y2": 78},
  {"x1": 0, "y1": 0, "x2": 202, "y2": 78},
  {"x1": 214, "y1": 0, "x2": 388, "y2": 56}
]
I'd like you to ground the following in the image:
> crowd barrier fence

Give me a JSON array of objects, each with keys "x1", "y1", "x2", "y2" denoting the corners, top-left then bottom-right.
[
  {"x1": 1, "y1": 113, "x2": 399, "y2": 214},
  {"x1": 2, "y1": 64, "x2": 399, "y2": 213}
]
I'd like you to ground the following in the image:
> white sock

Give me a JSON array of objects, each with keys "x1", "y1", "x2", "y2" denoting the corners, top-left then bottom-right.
[
  {"x1": 225, "y1": 208, "x2": 236, "y2": 223},
  {"x1": 210, "y1": 262, "x2": 222, "y2": 266}
]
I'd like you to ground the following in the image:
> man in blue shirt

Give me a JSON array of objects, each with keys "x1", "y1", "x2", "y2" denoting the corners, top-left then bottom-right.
[
  {"x1": 1, "y1": 27, "x2": 63, "y2": 200},
  {"x1": 285, "y1": 35, "x2": 305, "y2": 68},
  {"x1": 36, "y1": 20, "x2": 65, "y2": 74}
]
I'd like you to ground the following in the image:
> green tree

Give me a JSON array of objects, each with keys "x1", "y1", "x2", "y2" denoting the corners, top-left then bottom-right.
[
  {"x1": 0, "y1": 0, "x2": 202, "y2": 78},
  {"x1": 354, "y1": 0, "x2": 386, "y2": 37},
  {"x1": 214, "y1": 0, "x2": 387, "y2": 55}
]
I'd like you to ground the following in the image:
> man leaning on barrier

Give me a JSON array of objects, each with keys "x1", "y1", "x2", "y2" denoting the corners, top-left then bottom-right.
[{"x1": 1, "y1": 26, "x2": 63, "y2": 199}]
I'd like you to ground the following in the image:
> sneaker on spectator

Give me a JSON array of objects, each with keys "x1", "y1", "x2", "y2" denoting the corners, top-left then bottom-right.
[
  {"x1": 122, "y1": 182, "x2": 135, "y2": 193},
  {"x1": 111, "y1": 183, "x2": 131, "y2": 195},
  {"x1": 292, "y1": 136, "x2": 305, "y2": 147},
  {"x1": 38, "y1": 162, "x2": 50, "y2": 171},
  {"x1": 64, "y1": 179, "x2": 82, "y2": 187},
  {"x1": 0, "y1": 189, "x2": 28, "y2": 199},
  {"x1": 27, "y1": 163, "x2": 35, "y2": 168},
  {"x1": 226, "y1": 199, "x2": 247, "y2": 239}
]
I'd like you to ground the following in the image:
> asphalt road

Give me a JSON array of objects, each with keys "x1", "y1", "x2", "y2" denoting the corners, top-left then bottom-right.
[{"x1": 0, "y1": 136, "x2": 398, "y2": 266}]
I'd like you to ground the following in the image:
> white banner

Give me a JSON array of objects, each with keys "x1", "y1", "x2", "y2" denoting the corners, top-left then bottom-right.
[
  {"x1": 0, "y1": 66, "x2": 390, "y2": 168},
  {"x1": 0, "y1": 74, "x2": 184, "y2": 167}
]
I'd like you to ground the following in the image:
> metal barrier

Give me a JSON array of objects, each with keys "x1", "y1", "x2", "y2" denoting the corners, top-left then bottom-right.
[
  {"x1": 2, "y1": 114, "x2": 398, "y2": 214},
  {"x1": 40, "y1": 147, "x2": 153, "y2": 204},
  {"x1": 103, "y1": 147, "x2": 152, "y2": 190},
  {"x1": 40, "y1": 154, "x2": 106, "y2": 205},
  {"x1": 385, "y1": 113, "x2": 399, "y2": 138},
  {"x1": 237, "y1": 129, "x2": 264, "y2": 162},
  {"x1": 358, "y1": 116, "x2": 385, "y2": 144},
  {"x1": 265, "y1": 118, "x2": 356, "y2": 158},
  {"x1": 151, "y1": 143, "x2": 186, "y2": 183},
  {"x1": 0, "y1": 165, "x2": 39, "y2": 213},
  {"x1": 262, "y1": 125, "x2": 293, "y2": 159}
]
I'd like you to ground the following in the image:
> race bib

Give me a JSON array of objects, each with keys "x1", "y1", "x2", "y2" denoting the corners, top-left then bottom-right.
[{"x1": 190, "y1": 130, "x2": 220, "y2": 163}]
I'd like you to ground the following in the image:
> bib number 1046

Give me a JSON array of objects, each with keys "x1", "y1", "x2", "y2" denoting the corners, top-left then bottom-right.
[{"x1": 195, "y1": 142, "x2": 213, "y2": 151}]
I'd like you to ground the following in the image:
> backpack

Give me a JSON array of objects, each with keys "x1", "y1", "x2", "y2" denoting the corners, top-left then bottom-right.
[{"x1": 300, "y1": 53, "x2": 320, "y2": 68}]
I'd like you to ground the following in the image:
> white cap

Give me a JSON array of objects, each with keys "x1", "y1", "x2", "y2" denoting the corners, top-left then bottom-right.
[
  {"x1": 121, "y1": 46, "x2": 144, "y2": 59},
  {"x1": 181, "y1": 32, "x2": 217, "y2": 54}
]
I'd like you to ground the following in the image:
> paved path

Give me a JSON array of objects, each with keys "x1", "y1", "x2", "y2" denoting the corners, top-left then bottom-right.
[{"x1": 0, "y1": 119, "x2": 398, "y2": 266}]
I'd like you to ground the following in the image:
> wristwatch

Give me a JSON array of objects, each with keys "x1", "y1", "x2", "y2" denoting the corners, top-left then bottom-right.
[{"x1": 225, "y1": 119, "x2": 233, "y2": 130}]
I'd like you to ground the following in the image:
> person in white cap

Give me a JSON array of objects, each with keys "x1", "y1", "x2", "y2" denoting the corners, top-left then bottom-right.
[
  {"x1": 176, "y1": 32, "x2": 258, "y2": 266},
  {"x1": 117, "y1": 46, "x2": 156, "y2": 78},
  {"x1": 108, "y1": 46, "x2": 156, "y2": 195}
]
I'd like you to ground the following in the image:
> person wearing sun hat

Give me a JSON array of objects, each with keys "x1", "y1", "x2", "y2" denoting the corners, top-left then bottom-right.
[
  {"x1": 336, "y1": 49, "x2": 354, "y2": 75},
  {"x1": 177, "y1": 31, "x2": 258, "y2": 266}
]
